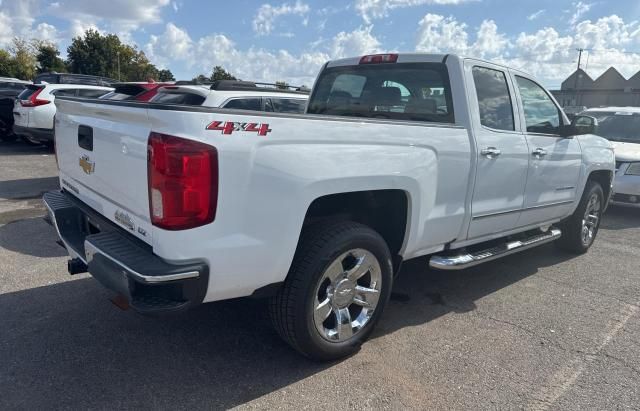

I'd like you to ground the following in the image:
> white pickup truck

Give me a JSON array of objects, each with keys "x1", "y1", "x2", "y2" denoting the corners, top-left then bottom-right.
[{"x1": 44, "y1": 53, "x2": 614, "y2": 360}]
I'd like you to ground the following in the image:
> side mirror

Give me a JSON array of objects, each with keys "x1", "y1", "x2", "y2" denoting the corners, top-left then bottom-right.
[{"x1": 570, "y1": 115, "x2": 598, "y2": 136}]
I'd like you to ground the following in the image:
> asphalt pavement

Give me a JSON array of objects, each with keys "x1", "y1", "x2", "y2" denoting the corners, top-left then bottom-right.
[{"x1": 1, "y1": 140, "x2": 640, "y2": 410}]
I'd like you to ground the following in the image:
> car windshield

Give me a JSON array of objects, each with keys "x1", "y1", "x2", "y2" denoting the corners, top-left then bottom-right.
[
  {"x1": 307, "y1": 62, "x2": 454, "y2": 123},
  {"x1": 588, "y1": 111, "x2": 640, "y2": 143}
]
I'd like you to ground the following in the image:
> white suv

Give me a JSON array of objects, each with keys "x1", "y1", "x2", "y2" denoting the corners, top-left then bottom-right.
[
  {"x1": 150, "y1": 80, "x2": 308, "y2": 113},
  {"x1": 13, "y1": 84, "x2": 112, "y2": 146}
]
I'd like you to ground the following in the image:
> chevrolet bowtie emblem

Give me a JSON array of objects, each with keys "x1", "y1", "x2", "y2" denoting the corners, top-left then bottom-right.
[{"x1": 79, "y1": 155, "x2": 95, "y2": 175}]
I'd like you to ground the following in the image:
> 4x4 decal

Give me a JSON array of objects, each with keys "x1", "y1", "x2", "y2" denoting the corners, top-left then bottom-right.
[{"x1": 206, "y1": 121, "x2": 272, "y2": 136}]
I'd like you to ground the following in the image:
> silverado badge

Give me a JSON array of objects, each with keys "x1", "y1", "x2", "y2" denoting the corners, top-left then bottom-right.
[
  {"x1": 114, "y1": 210, "x2": 135, "y2": 231},
  {"x1": 79, "y1": 155, "x2": 95, "y2": 175}
]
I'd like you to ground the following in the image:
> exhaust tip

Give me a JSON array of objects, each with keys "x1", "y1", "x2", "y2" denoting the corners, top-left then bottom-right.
[{"x1": 67, "y1": 258, "x2": 88, "y2": 275}]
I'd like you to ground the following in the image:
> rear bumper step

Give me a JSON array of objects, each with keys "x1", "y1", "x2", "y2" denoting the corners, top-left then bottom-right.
[
  {"x1": 43, "y1": 190, "x2": 209, "y2": 313},
  {"x1": 429, "y1": 228, "x2": 562, "y2": 270}
]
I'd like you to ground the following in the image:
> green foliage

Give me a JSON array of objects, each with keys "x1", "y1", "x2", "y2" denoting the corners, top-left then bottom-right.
[
  {"x1": 157, "y1": 69, "x2": 175, "y2": 82},
  {"x1": 0, "y1": 49, "x2": 17, "y2": 78},
  {"x1": 192, "y1": 74, "x2": 210, "y2": 83},
  {"x1": 211, "y1": 66, "x2": 236, "y2": 81},
  {"x1": 66, "y1": 29, "x2": 160, "y2": 81},
  {"x1": 8, "y1": 38, "x2": 37, "y2": 80},
  {"x1": 34, "y1": 40, "x2": 67, "y2": 74}
]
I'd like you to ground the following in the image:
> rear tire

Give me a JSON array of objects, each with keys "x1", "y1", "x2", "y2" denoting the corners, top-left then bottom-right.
[
  {"x1": 269, "y1": 221, "x2": 393, "y2": 361},
  {"x1": 556, "y1": 180, "x2": 604, "y2": 254}
]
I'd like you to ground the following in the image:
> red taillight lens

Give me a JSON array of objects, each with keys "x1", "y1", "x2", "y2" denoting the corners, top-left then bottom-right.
[
  {"x1": 20, "y1": 87, "x2": 50, "y2": 107},
  {"x1": 147, "y1": 132, "x2": 218, "y2": 230},
  {"x1": 359, "y1": 54, "x2": 398, "y2": 64}
]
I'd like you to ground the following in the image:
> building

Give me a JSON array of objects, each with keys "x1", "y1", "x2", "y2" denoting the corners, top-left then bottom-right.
[{"x1": 551, "y1": 67, "x2": 640, "y2": 108}]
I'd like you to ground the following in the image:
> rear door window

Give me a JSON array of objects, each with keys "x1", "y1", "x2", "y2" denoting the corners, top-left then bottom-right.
[
  {"x1": 472, "y1": 66, "x2": 515, "y2": 131},
  {"x1": 307, "y1": 62, "x2": 454, "y2": 123},
  {"x1": 223, "y1": 98, "x2": 263, "y2": 111}
]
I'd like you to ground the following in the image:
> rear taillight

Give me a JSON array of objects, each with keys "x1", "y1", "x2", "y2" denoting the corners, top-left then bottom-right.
[
  {"x1": 147, "y1": 132, "x2": 218, "y2": 230},
  {"x1": 359, "y1": 54, "x2": 398, "y2": 64},
  {"x1": 20, "y1": 87, "x2": 50, "y2": 107}
]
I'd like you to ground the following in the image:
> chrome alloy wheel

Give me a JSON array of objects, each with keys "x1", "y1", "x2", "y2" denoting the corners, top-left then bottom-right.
[
  {"x1": 313, "y1": 249, "x2": 382, "y2": 342},
  {"x1": 581, "y1": 193, "x2": 601, "y2": 246}
]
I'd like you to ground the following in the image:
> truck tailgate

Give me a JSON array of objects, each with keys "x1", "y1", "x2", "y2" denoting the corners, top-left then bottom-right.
[{"x1": 55, "y1": 99, "x2": 153, "y2": 244}]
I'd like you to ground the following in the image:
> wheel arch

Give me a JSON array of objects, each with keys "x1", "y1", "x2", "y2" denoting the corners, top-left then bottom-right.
[{"x1": 303, "y1": 189, "x2": 410, "y2": 271}]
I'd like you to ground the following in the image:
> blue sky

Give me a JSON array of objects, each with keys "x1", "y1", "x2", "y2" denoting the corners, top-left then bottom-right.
[{"x1": 1, "y1": 0, "x2": 640, "y2": 88}]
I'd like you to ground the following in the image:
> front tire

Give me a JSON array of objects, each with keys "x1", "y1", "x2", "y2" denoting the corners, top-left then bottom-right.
[
  {"x1": 269, "y1": 221, "x2": 393, "y2": 361},
  {"x1": 556, "y1": 180, "x2": 604, "y2": 254}
]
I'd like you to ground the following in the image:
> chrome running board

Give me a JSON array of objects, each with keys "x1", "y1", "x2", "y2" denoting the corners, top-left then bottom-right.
[{"x1": 429, "y1": 228, "x2": 562, "y2": 270}]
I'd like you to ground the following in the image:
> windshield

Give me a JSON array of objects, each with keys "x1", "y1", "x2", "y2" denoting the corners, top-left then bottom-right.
[
  {"x1": 307, "y1": 62, "x2": 454, "y2": 123},
  {"x1": 589, "y1": 112, "x2": 640, "y2": 143}
]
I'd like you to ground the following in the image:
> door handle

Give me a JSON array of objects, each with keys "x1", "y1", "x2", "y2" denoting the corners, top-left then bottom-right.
[
  {"x1": 532, "y1": 148, "x2": 547, "y2": 158},
  {"x1": 480, "y1": 147, "x2": 501, "y2": 158}
]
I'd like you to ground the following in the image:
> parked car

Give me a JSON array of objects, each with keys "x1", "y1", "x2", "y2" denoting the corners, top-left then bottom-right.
[
  {"x1": 45, "y1": 53, "x2": 614, "y2": 360},
  {"x1": 34, "y1": 72, "x2": 115, "y2": 87},
  {"x1": 582, "y1": 107, "x2": 640, "y2": 207},
  {"x1": 562, "y1": 105, "x2": 587, "y2": 121},
  {"x1": 149, "y1": 80, "x2": 309, "y2": 113},
  {"x1": 0, "y1": 77, "x2": 31, "y2": 142},
  {"x1": 100, "y1": 81, "x2": 175, "y2": 102},
  {"x1": 13, "y1": 84, "x2": 112, "y2": 146}
]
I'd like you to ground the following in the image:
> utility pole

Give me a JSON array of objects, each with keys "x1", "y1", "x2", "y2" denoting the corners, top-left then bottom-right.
[{"x1": 574, "y1": 48, "x2": 584, "y2": 106}]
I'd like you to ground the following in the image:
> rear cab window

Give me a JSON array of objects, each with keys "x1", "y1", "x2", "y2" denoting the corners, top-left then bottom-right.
[{"x1": 307, "y1": 62, "x2": 454, "y2": 124}]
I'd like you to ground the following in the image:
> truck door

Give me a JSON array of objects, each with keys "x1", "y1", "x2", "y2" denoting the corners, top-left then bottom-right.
[
  {"x1": 511, "y1": 74, "x2": 582, "y2": 226},
  {"x1": 466, "y1": 63, "x2": 530, "y2": 239}
]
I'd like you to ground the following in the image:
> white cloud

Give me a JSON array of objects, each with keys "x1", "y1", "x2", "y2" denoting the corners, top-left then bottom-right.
[
  {"x1": 146, "y1": 22, "x2": 193, "y2": 67},
  {"x1": 414, "y1": 13, "x2": 640, "y2": 87},
  {"x1": 473, "y1": 19, "x2": 508, "y2": 57},
  {"x1": 569, "y1": 1, "x2": 592, "y2": 27},
  {"x1": 33, "y1": 23, "x2": 60, "y2": 43},
  {"x1": 145, "y1": 22, "x2": 384, "y2": 85},
  {"x1": 330, "y1": 26, "x2": 381, "y2": 58},
  {"x1": 48, "y1": 0, "x2": 170, "y2": 27},
  {"x1": 0, "y1": 12, "x2": 14, "y2": 47},
  {"x1": 527, "y1": 9, "x2": 545, "y2": 21},
  {"x1": 355, "y1": 0, "x2": 475, "y2": 23},
  {"x1": 253, "y1": 1, "x2": 310, "y2": 36},
  {"x1": 416, "y1": 14, "x2": 469, "y2": 54}
]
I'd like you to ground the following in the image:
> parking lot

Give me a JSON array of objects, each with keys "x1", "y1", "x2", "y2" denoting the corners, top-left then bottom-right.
[{"x1": 1, "y1": 141, "x2": 639, "y2": 410}]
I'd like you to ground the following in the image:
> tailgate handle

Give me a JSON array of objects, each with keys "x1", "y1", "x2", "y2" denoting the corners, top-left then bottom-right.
[{"x1": 78, "y1": 125, "x2": 93, "y2": 151}]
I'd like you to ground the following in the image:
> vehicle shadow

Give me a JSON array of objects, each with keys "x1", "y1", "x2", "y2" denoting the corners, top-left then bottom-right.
[
  {"x1": 0, "y1": 239, "x2": 575, "y2": 409},
  {"x1": 0, "y1": 217, "x2": 67, "y2": 257},
  {"x1": 0, "y1": 176, "x2": 59, "y2": 200},
  {"x1": 0, "y1": 139, "x2": 50, "y2": 155},
  {"x1": 602, "y1": 205, "x2": 640, "y2": 230}
]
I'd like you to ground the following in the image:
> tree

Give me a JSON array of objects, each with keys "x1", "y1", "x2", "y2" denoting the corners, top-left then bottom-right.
[
  {"x1": 8, "y1": 38, "x2": 37, "y2": 80},
  {"x1": 192, "y1": 74, "x2": 210, "y2": 83},
  {"x1": 275, "y1": 81, "x2": 289, "y2": 90},
  {"x1": 211, "y1": 66, "x2": 236, "y2": 81},
  {"x1": 34, "y1": 41, "x2": 66, "y2": 73},
  {"x1": 66, "y1": 29, "x2": 161, "y2": 81},
  {"x1": 0, "y1": 49, "x2": 17, "y2": 78},
  {"x1": 157, "y1": 69, "x2": 175, "y2": 81}
]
